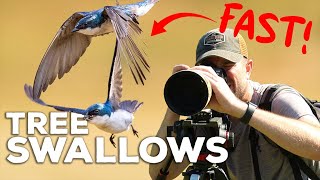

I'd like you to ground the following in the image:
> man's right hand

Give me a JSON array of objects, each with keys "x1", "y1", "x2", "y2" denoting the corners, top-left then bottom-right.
[{"x1": 172, "y1": 64, "x2": 190, "y2": 74}]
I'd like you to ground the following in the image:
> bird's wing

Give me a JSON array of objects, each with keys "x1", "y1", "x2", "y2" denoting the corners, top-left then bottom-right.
[
  {"x1": 24, "y1": 84, "x2": 87, "y2": 115},
  {"x1": 119, "y1": 100, "x2": 143, "y2": 113},
  {"x1": 32, "y1": 12, "x2": 92, "y2": 99},
  {"x1": 107, "y1": 39, "x2": 122, "y2": 110},
  {"x1": 103, "y1": 7, "x2": 150, "y2": 85}
]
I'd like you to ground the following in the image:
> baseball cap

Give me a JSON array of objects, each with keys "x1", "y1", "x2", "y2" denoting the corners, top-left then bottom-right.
[{"x1": 195, "y1": 28, "x2": 248, "y2": 65}]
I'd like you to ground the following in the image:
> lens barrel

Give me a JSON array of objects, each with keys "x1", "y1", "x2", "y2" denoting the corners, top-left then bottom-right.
[
  {"x1": 164, "y1": 70, "x2": 212, "y2": 116},
  {"x1": 164, "y1": 68, "x2": 226, "y2": 116}
]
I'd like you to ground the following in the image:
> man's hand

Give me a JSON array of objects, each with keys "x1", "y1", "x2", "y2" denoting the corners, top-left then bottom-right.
[{"x1": 172, "y1": 64, "x2": 190, "y2": 74}]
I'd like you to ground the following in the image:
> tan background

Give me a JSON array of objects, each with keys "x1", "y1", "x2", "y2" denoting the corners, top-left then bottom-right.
[{"x1": 1, "y1": 0, "x2": 320, "y2": 179}]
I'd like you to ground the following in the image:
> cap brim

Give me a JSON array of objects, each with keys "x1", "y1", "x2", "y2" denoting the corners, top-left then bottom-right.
[{"x1": 196, "y1": 49, "x2": 243, "y2": 65}]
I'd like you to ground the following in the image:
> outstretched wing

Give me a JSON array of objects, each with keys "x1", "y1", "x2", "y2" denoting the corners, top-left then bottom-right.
[
  {"x1": 24, "y1": 84, "x2": 87, "y2": 115},
  {"x1": 104, "y1": 7, "x2": 150, "y2": 85},
  {"x1": 32, "y1": 12, "x2": 92, "y2": 99},
  {"x1": 107, "y1": 39, "x2": 122, "y2": 110}
]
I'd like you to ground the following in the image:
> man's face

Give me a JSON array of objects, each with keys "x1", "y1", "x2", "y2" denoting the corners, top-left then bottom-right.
[{"x1": 199, "y1": 56, "x2": 250, "y2": 100}]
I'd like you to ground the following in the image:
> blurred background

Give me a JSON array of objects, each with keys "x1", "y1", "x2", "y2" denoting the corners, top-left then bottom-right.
[{"x1": 1, "y1": 0, "x2": 320, "y2": 179}]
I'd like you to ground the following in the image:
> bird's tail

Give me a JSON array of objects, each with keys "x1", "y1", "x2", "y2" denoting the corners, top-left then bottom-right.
[
  {"x1": 24, "y1": 84, "x2": 49, "y2": 106},
  {"x1": 119, "y1": 100, "x2": 143, "y2": 113},
  {"x1": 147, "y1": 0, "x2": 160, "y2": 3},
  {"x1": 131, "y1": 0, "x2": 159, "y2": 17}
]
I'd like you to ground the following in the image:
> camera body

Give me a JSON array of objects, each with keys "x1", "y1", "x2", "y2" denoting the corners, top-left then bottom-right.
[
  {"x1": 168, "y1": 109, "x2": 234, "y2": 149},
  {"x1": 164, "y1": 67, "x2": 227, "y2": 116}
]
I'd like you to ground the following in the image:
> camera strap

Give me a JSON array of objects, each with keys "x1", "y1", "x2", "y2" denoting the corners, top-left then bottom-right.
[{"x1": 249, "y1": 127, "x2": 262, "y2": 180}]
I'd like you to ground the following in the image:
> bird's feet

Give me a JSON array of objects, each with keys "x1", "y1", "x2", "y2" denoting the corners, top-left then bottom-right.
[
  {"x1": 131, "y1": 125, "x2": 139, "y2": 138},
  {"x1": 116, "y1": 0, "x2": 119, "y2": 6},
  {"x1": 109, "y1": 134, "x2": 116, "y2": 148}
]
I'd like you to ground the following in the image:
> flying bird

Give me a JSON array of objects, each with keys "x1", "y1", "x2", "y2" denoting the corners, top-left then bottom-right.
[
  {"x1": 25, "y1": 40, "x2": 143, "y2": 148},
  {"x1": 32, "y1": 0, "x2": 159, "y2": 99}
]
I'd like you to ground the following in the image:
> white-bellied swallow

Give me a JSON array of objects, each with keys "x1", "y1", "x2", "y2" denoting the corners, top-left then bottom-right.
[
  {"x1": 25, "y1": 40, "x2": 143, "y2": 148},
  {"x1": 32, "y1": 0, "x2": 159, "y2": 99}
]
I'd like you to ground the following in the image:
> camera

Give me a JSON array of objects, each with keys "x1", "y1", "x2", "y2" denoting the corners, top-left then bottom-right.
[
  {"x1": 156, "y1": 109, "x2": 234, "y2": 180},
  {"x1": 164, "y1": 67, "x2": 227, "y2": 116},
  {"x1": 159, "y1": 67, "x2": 232, "y2": 180}
]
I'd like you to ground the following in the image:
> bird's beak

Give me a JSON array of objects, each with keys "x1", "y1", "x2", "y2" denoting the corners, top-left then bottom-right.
[
  {"x1": 72, "y1": 28, "x2": 79, "y2": 33},
  {"x1": 84, "y1": 115, "x2": 91, "y2": 121}
]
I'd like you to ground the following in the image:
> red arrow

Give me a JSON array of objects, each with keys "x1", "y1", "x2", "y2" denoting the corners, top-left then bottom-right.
[{"x1": 151, "y1": 12, "x2": 216, "y2": 36}]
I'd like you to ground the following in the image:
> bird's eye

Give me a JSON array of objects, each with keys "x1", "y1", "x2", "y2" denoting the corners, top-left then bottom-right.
[{"x1": 89, "y1": 109, "x2": 100, "y2": 116}]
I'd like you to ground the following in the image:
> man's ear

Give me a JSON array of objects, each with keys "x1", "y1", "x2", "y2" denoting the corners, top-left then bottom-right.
[{"x1": 246, "y1": 59, "x2": 253, "y2": 79}]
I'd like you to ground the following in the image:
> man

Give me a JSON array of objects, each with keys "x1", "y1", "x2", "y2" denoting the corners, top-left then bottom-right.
[{"x1": 149, "y1": 28, "x2": 320, "y2": 179}]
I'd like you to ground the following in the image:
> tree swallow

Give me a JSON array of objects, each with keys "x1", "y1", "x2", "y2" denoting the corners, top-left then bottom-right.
[
  {"x1": 25, "y1": 40, "x2": 143, "y2": 148},
  {"x1": 32, "y1": 0, "x2": 159, "y2": 99}
]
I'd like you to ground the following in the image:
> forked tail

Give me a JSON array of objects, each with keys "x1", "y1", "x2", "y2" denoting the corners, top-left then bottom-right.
[{"x1": 119, "y1": 100, "x2": 143, "y2": 113}]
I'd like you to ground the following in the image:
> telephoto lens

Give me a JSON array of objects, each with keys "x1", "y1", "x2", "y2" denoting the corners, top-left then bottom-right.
[{"x1": 164, "y1": 67, "x2": 226, "y2": 116}]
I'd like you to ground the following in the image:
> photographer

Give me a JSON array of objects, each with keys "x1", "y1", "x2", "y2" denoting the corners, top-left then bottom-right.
[{"x1": 149, "y1": 28, "x2": 320, "y2": 180}]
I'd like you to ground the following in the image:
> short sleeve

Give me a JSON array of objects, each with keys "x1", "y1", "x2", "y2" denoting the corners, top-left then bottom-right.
[{"x1": 271, "y1": 88, "x2": 316, "y2": 120}]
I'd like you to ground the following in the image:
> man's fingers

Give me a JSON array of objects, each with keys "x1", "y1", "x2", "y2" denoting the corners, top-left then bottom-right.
[
  {"x1": 189, "y1": 65, "x2": 219, "y2": 77},
  {"x1": 172, "y1": 64, "x2": 190, "y2": 74},
  {"x1": 190, "y1": 69, "x2": 220, "y2": 83}
]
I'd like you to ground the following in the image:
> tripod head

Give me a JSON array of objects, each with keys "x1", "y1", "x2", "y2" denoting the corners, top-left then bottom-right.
[{"x1": 157, "y1": 109, "x2": 234, "y2": 180}]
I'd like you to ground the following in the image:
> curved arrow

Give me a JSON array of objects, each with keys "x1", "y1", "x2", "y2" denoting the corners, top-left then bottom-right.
[{"x1": 151, "y1": 12, "x2": 216, "y2": 36}]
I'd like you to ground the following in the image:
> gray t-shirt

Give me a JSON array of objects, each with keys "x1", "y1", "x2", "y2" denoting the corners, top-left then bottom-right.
[{"x1": 197, "y1": 81, "x2": 319, "y2": 180}]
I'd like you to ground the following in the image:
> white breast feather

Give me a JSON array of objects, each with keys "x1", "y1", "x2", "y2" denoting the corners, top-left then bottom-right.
[{"x1": 90, "y1": 110, "x2": 134, "y2": 134}]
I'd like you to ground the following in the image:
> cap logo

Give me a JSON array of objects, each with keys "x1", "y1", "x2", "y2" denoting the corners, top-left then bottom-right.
[{"x1": 204, "y1": 32, "x2": 225, "y2": 46}]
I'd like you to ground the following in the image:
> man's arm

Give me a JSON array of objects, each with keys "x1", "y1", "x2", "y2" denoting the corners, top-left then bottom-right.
[
  {"x1": 149, "y1": 108, "x2": 190, "y2": 180},
  {"x1": 248, "y1": 109, "x2": 320, "y2": 160},
  {"x1": 190, "y1": 65, "x2": 320, "y2": 160}
]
